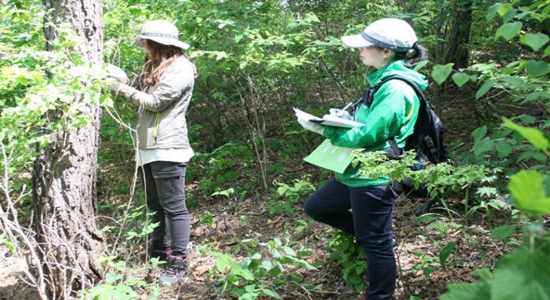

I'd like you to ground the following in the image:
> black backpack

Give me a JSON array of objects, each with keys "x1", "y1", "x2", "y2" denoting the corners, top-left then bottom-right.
[{"x1": 362, "y1": 75, "x2": 450, "y2": 197}]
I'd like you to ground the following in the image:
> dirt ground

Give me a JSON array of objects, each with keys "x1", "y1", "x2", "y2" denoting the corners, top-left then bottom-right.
[
  {"x1": 0, "y1": 86, "x2": 513, "y2": 299},
  {"x1": 0, "y1": 174, "x2": 511, "y2": 300}
]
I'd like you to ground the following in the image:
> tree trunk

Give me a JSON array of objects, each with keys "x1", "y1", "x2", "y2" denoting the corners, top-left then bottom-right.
[
  {"x1": 32, "y1": 0, "x2": 103, "y2": 299},
  {"x1": 445, "y1": 0, "x2": 473, "y2": 69}
]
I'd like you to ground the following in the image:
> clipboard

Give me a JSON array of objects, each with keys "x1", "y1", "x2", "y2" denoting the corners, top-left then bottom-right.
[
  {"x1": 293, "y1": 108, "x2": 364, "y2": 128},
  {"x1": 303, "y1": 139, "x2": 355, "y2": 174}
]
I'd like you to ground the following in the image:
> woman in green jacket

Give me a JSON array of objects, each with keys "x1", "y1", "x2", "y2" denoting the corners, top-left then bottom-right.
[{"x1": 297, "y1": 18, "x2": 429, "y2": 300}]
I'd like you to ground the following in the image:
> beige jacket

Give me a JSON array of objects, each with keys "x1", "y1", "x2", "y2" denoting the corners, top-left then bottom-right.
[{"x1": 117, "y1": 56, "x2": 197, "y2": 151}]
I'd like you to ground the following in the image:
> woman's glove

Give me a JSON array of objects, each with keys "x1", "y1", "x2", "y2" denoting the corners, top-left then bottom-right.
[
  {"x1": 296, "y1": 116, "x2": 325, "y2": 135},
  {"x1": 105, "y1": 64, "x2": 129, "y2": 83},
  {"x1": 104, "y1": 64, "x2": 130, "y2": 94},
  {"x1": 327, "y1": 108, "x2": 353, "y2": 120}
]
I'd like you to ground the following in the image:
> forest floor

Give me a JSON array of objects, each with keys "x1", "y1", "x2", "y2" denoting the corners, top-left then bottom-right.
[{"x1": 0, "y1": 86, "x2": 518, "y2": 300}]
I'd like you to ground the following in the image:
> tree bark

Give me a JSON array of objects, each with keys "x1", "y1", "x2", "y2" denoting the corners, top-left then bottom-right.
[
  {"x1": 32, "y1": 0, "x2": 103, "y2": 299},
  {"x1": 445, "y1": 0, "x2": 473, "y2": 69}
]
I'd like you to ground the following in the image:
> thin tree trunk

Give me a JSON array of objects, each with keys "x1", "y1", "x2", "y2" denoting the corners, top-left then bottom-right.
[
  {"x1": 445, "y1": 0, "x2": 473, "y2": 69},
  {"x1": 32, "y1": 0, "x2": 104, "y2": 299}
]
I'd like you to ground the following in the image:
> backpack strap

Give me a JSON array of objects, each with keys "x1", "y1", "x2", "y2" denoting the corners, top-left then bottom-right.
[{"x1": 361, "y1": 75, "x2": 429, "y2": 159}]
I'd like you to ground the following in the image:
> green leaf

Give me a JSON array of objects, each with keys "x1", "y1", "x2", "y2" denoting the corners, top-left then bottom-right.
[
  {"x1": 451, "y1": 72, "x2": 471, "y2": 87},
  {"x1": 524, "y1": 60, "x2": 550, "y2": 78},
  {"x1": 472, "y1": 126, "x2": 488, "y2": 142},
  {"x1": 439, "y1": 280, "x2": 491, "y2": 300},
  {"x1": 517, "y1": 151, "x2": 547, "y2": 164},
  {"x1": 501, "y1": 9, "x2": 518, "y2": 24},
  {"x1": 439, "y1": 242, "x2": 456, "y2": 270},
  {"x1": 503, "y1": 118, "x2": 549, "y2": 153},
  {"x1": 413, "y1": 60, "x2": 429, "y2": 71},
  {"x1": 486, "y1": 3, "x2": 501, "y2": 21},
  {"x1": 215, "y1": 254, "x2": 234, "y2": 272},
  {"x1": 476, "y1": 80, "x2": 495, "y2": 99},
  {"x1": 496, "y1": 22, "x2": 522, "y2": 41},
  {"x1": 545, "y1": 45, "x2": 550, "y2": 57},
  {"x1": 492, "y1": 245, "x2": 550, "y2": 300},
  {"x1": 508, "y1": 170, "x2": 550, "y2": 215},
  {"x1": 490, "y1": 225, "x2": 514, "y2": 240},
  {"x1": 417, "y1": 214, "x2": 437, "y2": 224},
  {"x1": 261, "y1": 288, "x2": 280, "y2": 298},
  {"x1": 431, "y1": 63, "x2": 454, "y2": 85},
  {"x1": 495, "y1": 142, "x2": 512, "y2": 158},
  {"x1": 473, "y1": 139, "x2": 494, "y2": 157},
  {"x1": 520, "y1": 33, "x2": 549, "y2": 51}
]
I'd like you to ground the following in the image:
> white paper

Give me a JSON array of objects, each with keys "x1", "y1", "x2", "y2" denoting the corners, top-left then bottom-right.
[{"x1": 293, "y1": 108, "x2": 364, "y2": 128}]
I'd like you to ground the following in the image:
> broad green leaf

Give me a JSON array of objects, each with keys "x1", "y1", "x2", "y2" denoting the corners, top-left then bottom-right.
[
  {"x1": 417, "y1": 214, "x2": 437, "y2": 224},
  {"x1": 499, "y1": 77, "x2": 524, "y2": 89},
  {"x1": 520, "y1": 33, "x2": 549, "y2": 51},
  {"x1": 233, "y1": 265, "x2": 255, "y2": 280},
  {"x1": 431, "y1": 63, "x2": 454, "y2": 85},
  {"x1": 508, "y1": 170, "x2": 550, "y2": 215},
  {"x1": 524, "y1": 60, "x2": 550, "y2": 78},
  {"x1": 517, "y1": 151, "x2": 547, "y2": 164},
  {"x1": 501, "y1": 9, "x2": 518, "y2": 23},
  {"x1": 215, "y1": 254, "x2": 233, "y2": 271},
  {"x1": 439, "y1": 280, "x2": 491, "y2": 300},
  {"x1": 413, "y1": 60, "x2": 429, "y2": 71},
  {"x1": 439, "y1": 242, "x2": 456, "y2": 270},
  {"x1": 492, "y1": 245, "x2": 550, "y2": 300},
  {"x1": 451, "y1": 72, "x2": 471, "y2": 87},
  {"x1": 476, "y1": 80, "x2": 495, "y2": 99},
  {"x1": 496, "y1": 22, "x2": 522, "y2": 41},
  {"x1": 486, "y1": 3, "x2": 501, "y2": 21},
  {"x1": 495, "y1": 142, "x2": 512, "y2": 158},
  {"x1": 472, "y1": 126, "x2": 488, "y2": 142},
  {"x1": 473, "y1": 139, "x2": 494, "y2": 157},
  {"x1": 497, "y1": 3, "x2": 513, "y2": 18},
  {"x1": 503, "y1": 118, "x2": 549, "y2": 153},
  {"x1": 490, "y1": 225, "x2": 514, "y2": 240},
  {"x1": 545, "y1": 45, "x2": 550, "y2": 57}
]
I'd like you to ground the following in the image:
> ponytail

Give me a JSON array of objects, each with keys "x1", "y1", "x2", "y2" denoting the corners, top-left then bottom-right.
[{"x1": 393, "y1": 42, "x2": 429, "y2": 65}]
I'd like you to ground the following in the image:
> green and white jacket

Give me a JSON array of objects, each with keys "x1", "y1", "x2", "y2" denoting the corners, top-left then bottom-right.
[{"x1": 324, "y1": 60, "x2": 428, "y2": 188}]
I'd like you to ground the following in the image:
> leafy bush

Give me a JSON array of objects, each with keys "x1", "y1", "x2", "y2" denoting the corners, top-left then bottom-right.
[
  {"x1": 267, "y1": 177, "x2": 316, "y2": 216},
  {"x1": 210, "y1": 238, "x2": 319, "y2": 299}
]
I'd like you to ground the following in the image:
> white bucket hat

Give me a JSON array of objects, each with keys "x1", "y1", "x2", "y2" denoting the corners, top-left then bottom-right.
[
  {"x1": 341, "y1": 18, "x2": 417, "y2": 52},
  {"x1": 132, "y1": 20, "x2": 190, "y2": 50}
]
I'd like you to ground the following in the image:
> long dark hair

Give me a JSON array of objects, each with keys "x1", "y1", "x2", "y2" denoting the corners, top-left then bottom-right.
[
  {"x1": 141, "y1": 39, "x2": 189, "y2": 86},
  {"x1": 394, "y1": 43, "x2": 429, "y2": 65}
]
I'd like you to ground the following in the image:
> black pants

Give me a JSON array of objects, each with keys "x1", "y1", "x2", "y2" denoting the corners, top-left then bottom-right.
[
  {"x1": 141, "y1": 161, "x2": 190, "y2": 258},
  {"x1": 304, "y1": 179, "x2": 396, "y2": 300}
]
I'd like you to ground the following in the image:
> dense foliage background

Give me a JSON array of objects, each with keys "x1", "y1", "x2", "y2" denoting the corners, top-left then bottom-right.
[{"x1": 0, "y1": 0, "x2": 549, "y2": 299}]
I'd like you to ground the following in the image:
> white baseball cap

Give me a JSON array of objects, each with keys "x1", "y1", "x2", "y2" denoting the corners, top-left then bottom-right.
[
  {"x1": 341, "y1": 18, "x2": 417, "y2": 52},
  {"x1": 132, "y1": 20, "x2": 190, "y2": 50}
]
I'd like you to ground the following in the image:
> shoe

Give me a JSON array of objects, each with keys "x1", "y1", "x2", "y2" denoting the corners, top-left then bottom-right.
[{"x1": 158, "y1": 255, "x2": 188, "y2": 286}]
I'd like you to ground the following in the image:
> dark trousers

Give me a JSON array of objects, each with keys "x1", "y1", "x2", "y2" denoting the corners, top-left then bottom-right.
[
  {"x1": 141, "y1": 161, "x2": 190, "y2": 258},
  {"x1": 304, "y1": 179, "x2": 396, "y2": 300}
]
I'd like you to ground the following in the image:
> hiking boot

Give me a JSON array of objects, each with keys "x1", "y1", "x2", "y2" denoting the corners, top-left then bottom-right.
[{"x1": 158, "y1": 255, "x2": 188, "y2": 286}]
